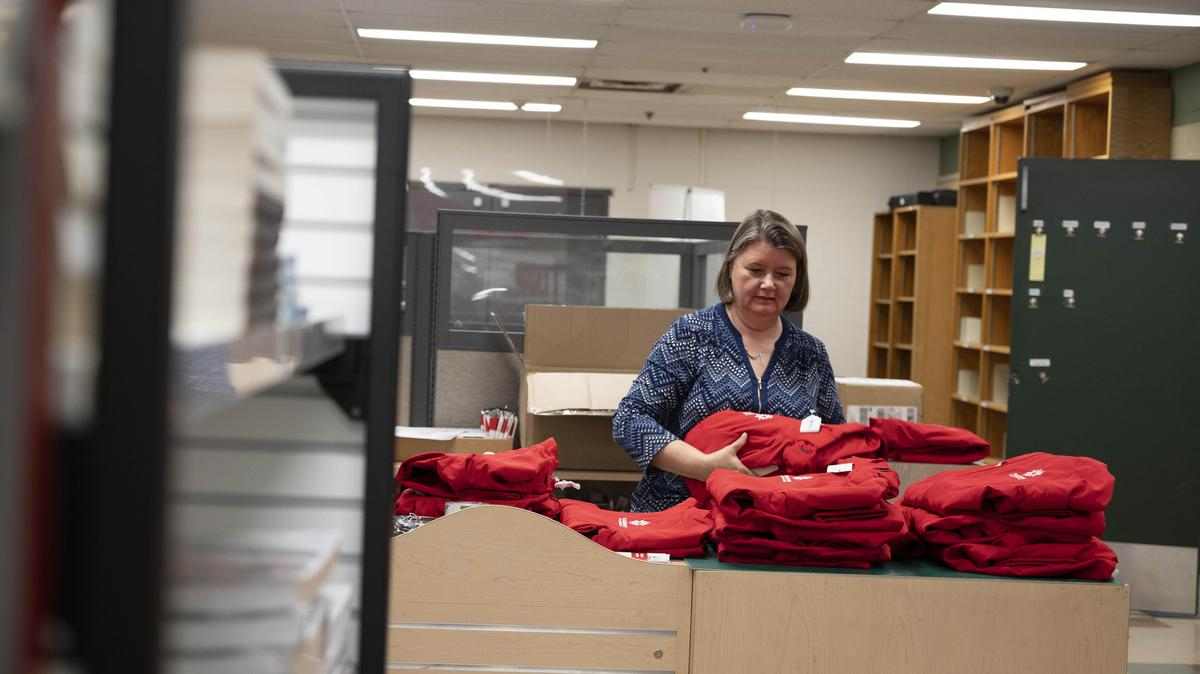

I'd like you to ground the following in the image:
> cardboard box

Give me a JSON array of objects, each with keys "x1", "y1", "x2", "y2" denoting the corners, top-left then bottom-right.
[
  {"x1": 394, "y1": 426, "x2": 514, "y2": 461},
  {"x1": 836, "y1": 377, "x2": 922, "y2": 423},
  {"x1": 520, "y1": 305, "x2": 687, "y2": 471}
]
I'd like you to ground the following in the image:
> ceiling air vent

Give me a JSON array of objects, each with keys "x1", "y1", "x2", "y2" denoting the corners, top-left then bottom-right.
[{"x1": 577, "y1": 79, "x2": 682, "y2": 94}]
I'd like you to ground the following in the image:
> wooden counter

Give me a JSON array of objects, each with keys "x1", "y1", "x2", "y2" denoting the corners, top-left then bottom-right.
[
  {"x1": 389, "y1": 506, "x2": 1129, "y2": 674},
  {"x1": 689, "y1": 558, "x2": 1129, "y2": 674},
  {"x1": 388, "y1": 505, "x2": 692, "y2": 673}
]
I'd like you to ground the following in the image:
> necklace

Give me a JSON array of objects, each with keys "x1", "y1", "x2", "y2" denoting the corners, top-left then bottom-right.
[{"x1": 727, "y1": 306, "x2": 778, "y2": 364}]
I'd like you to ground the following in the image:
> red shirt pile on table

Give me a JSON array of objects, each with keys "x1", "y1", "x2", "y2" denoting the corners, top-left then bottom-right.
[
  {"x1": 682, "y1": 410, "x2": 882, "y2": 502},
  {"x1": 394, "y1": 438, "x2": 562, "y2": 519},
  {"x1": 558, "y1": 498, "x2": 712, "y2": 558},
  {"x1": 707, "y1": 457, "x2": 908, "y2": 568},
  {"x1": 901, "y1": 451, "x2": 1117, "y2": 580},
  {"x1": 870, "y1": 418, "x2": 990, "y2": 464}
]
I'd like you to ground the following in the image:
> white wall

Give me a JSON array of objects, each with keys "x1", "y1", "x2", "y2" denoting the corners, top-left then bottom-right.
[
  {"x1": 1172, "y1": 121, "x2": 1200, "y2": 159},
  {"x1": 410, "y1": 116, "x2": 942, "y2": 377}
]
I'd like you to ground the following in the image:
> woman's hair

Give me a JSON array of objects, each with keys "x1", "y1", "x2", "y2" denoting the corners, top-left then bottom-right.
[{"x1": 716, "y1": 209, "x2": 809, "y2": 312}]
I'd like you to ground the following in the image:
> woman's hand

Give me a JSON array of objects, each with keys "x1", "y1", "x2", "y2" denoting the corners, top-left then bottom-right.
[
  {"x1": 651, "y1": 434, "x2": 772, "y2": 481},
  {"x1": 702, "y1": 433, "x2": 755, "y2": 477}
]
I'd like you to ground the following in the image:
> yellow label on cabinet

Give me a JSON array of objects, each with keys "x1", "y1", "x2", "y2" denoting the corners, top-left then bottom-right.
[{"x1": 1029, "y1": 233, "x2": 1047, "y2": 282}]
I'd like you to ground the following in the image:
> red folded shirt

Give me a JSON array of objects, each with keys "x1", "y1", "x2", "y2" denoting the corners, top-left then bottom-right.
[
  {"x1": 907, "y1": 508, "x2": 1105, "y2": 546},
  {"x1": 936, "y1": 537, "x2": 1117, "y2": 580},
  {"x1": 682, "y1": 411, "x2": 882, "y2": 500},
  {"x1": 394, "y1": 489, "x2": 562, "y2": 519},
  {"x1": 889, "y1": 508, "x2": 927, "y2": 560},
  {"x1": 901, "y1": 452, "x2": 1114, "y2": 515},
  {"x1": 870, "y1": 418, "x2": 990, "y2": 464},
  {"x1": 396, "y1": 438, "x2": 558, "y2": 500},
  {"x1": 708, "y1": 458, "x2": 899, "y2": 521},
  {"x1": 715, "y1": 553, "x2": 874, "y2": 569},
  {"x1": 558, "y1": 498, "x2": 712, "y2": 557},
  {"x1": 712, "y1": 504, "x2": 906, "y2": 549},
  {"x1": 716, "y1": 537, "x2": 891, "y2": 568}
]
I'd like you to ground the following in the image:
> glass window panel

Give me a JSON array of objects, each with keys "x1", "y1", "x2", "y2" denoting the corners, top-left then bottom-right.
[
  {"x1": 286, "y1": 171, "x2": 374, "y2": 225},
  {"x1": 605, "y1": 253, "x2": 680, "y2": 309},
  {"x1": 443, "y1": 219, "x2": 734, "y2": 341},
  {"x1": 704, "y1": 253, "x2": 724, "y2": 306}
]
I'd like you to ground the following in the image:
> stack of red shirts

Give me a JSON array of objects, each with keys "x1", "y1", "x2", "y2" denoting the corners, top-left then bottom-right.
[
  {"x1": 558, "y1": 498, "x2": 712, "y2": 558},
  {"x1": 901, "y1": 452, "x2": 1117, "y2": 580},
  {"x1": 394, "y1": 438, "x2": 562, "y2": 519},
  {"x1": 707, "y1": 457, "x2": 908, "y2": 568},
  {"x1": 682, "y1": 410, "x2": 882, "y2": 502},
  {"x1": 870, "y1": 418, "x2": 990, "y2": 464}
]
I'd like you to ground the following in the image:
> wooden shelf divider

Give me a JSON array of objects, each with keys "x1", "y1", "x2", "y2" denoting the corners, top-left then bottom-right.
[{"x1": 866, "y1": 204, "x2": 957, "y2": 424}]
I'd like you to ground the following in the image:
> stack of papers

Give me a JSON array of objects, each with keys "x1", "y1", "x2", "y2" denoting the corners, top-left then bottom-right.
[
  {"x1": 165, "y1": 529, "x2": 352, "y2": 674},
  {"x1": 173, "y1": 48, "x2": 291, "y2": 346}
]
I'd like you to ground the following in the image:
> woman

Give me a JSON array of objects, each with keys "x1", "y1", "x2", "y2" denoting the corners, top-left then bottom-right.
[{"x1": 612, "y1": 209, "x2": 845, "y2": 512}]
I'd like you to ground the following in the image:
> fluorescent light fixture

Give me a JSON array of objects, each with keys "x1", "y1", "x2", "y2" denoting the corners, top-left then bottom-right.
[
  {"x1": 410, "y1": 70, "x2": 576, "y2": 86},
  {"x1": 513, "y1": 170, "x2": 565, "y2": 186},
  {"x1": 470, "y1": 287, "x2": 509, "y2": 301},
  {"x1": 929, "y1": 2, "x2": 1200, "y2": 28},
  {"x1": 786, "y1": 87, "x2": 990, "y2": 105},
  {"x1": 743, "y1": 111, "x2": 920, "y2": 128},
  {"x1": 520, "y1": 102, "x2": 562, "y2": 112},
  {"x1": 409, "y1": 97, "x2": 518, "y2": 111},
  {"x1": 357, "y1": 28, "x2": 597, "y2": 49},
  {"x1": 847, "y1": 51, "x2": 1086, "y2": 71},
  {"x1": 418, "y1": 167, "x2": 447, "y2": 198},
  {"x1": 462, "y1": 169, "x2": 564, "y2": 203}
]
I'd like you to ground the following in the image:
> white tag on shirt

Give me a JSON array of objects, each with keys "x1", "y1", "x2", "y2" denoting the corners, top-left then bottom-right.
[
  {"x1": 799, "y1": 414, "x2": 822, "y2": 433},
  {"x1": 444, "y1": 501, "x2": 485, "y2": 515},
  {"x1": 826, "y1": 463, "x2": 853, "y2": 474},
  {"x1": 616, "y1": 552, "x2": 672, "y2": 564}
]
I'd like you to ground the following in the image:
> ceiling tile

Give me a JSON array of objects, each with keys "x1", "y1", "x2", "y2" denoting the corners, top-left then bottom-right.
[
  {"x1": 191, "y1": 7, "x2": 348, "y2": 44},
  {"x1": 600, "y1": 25, "x2": 869, "y2": 53},
  {"x1": 191, "y1": 0, "x2": 342, "y2": 12},
  {"x1": 343, "y1": 0, "x2": 622, "y2": 24},
  {"x1": 586, "y1": 54, "x2": 829, "y2": 81},
  {"x1": 620, "y1": 0, "x2": 930, "y2": 21},
  {"x1": 613, "y1": 8, "x2": 896, "y2": 37},
  {"x1": 250, "y1": 41, "x2": 364, "y2": 61}
]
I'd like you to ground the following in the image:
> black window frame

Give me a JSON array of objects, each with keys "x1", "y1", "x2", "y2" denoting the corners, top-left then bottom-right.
[
  {"x1": 278, "y1": 65, "x2": 411, "y2": 674},
  {"x1": 432, "y1": 210, "x2": 740, "y2": 354}
]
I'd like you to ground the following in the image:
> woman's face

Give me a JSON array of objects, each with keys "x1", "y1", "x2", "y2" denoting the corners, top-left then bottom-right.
[{"x1": 729, "y1": 240, "x2": 797, "y2": 319}]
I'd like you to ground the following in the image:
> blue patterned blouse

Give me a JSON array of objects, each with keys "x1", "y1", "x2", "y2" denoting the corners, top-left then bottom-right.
[{"x1": 611, "y1": 303, "x2": 845, "y2": 512}]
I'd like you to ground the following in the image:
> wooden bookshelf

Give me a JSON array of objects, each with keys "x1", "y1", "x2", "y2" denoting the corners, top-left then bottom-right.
[
  {"x1": 949, "y1": 69, "x2": 1171, "y2": 456},
  {"x1": 952, "y1": 102, "x2": 1026, "y2": 453},
  {"x1": 1065, "y1": 71, "x2": 1172, "y2": 159},
  {"x1": 866, "y1": 205, "x2": 956, "y2": 425}
]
